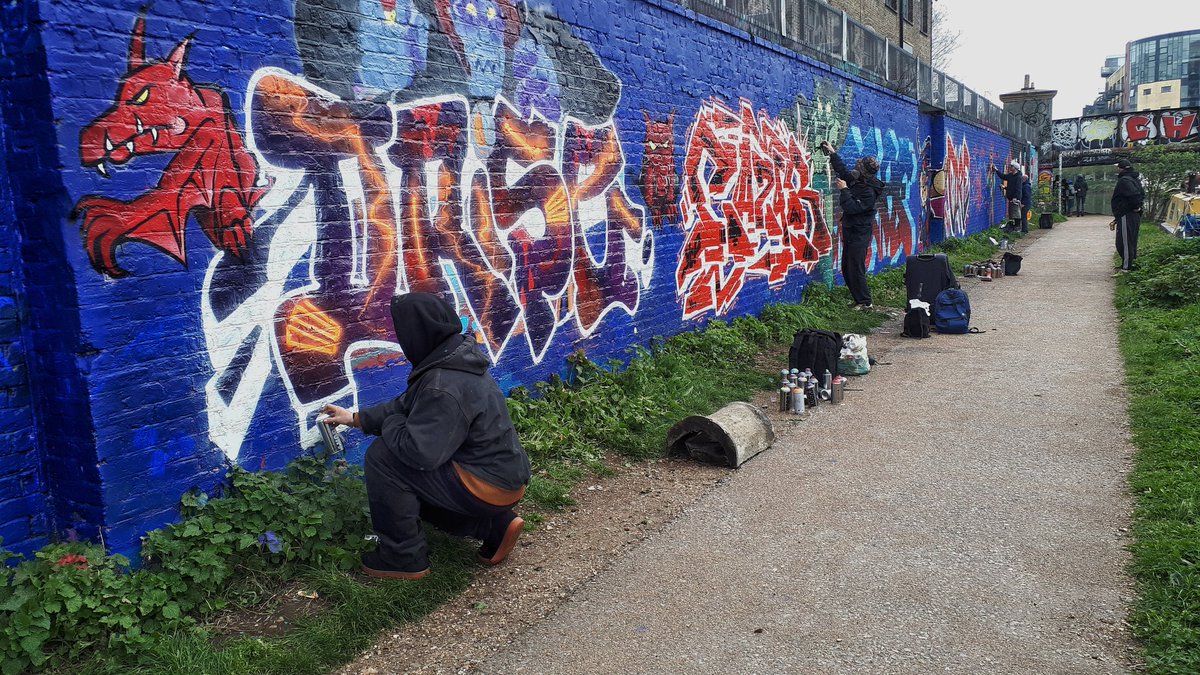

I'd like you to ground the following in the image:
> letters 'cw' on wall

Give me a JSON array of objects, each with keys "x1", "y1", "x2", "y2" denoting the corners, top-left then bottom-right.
[{"x1": 0, "y1": 0, "x2": 1026, "y2": 556}]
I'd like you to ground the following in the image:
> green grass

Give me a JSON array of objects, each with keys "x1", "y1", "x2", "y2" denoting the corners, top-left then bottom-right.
[
  {"x1": 1115, "y1": 227, "x2": 1200, "y2": 674},
  {"x1": 77, "y1": 534, "x2": 476, "y2": 675},
  {"x1": 49, "y1": 226, "x2": 1011, "y2": 675}
]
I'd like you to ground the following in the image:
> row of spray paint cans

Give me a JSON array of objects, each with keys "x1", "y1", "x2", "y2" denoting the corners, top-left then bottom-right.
[{"x1": 778, "y1": 369, "x2": 845, "y2": 414}]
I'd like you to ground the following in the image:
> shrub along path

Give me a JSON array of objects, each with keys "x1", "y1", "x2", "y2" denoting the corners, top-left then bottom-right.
[{"x1": 482, "y1": 217, "x2": 1140, "y2": 674}]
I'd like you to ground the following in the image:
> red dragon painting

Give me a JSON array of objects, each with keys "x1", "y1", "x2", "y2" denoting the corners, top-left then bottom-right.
[
  {"x1": 639, "y1": 110, "x2": 678, "y2": 228},
  {"x1": 72, "y1": 15, "x2": 266, "y2": 277}
]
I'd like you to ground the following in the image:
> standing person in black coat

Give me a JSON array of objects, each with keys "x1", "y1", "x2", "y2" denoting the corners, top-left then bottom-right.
[
  {"x1": 1073, "y1": 175, "x2": 1089, "y2": 216},
  {"x1": 322, "y1": 293, "x2": 532, "y2": 579},
  {"x1": 1111, "y1": 159, "x2": 1145, "y2": 274},
  {"x1": 819, "y1": 141, "x2": 883, "y2": 310},
  {"x1": 990, "y1": 160, "x2": 1025, "y2": 231}
]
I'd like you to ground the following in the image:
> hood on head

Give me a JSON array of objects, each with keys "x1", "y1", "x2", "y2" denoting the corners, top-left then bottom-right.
[
  {"x1": 856, "y1": 156, "x2": 880, "y2": 176},
  {"x1": 390, "y1": 293, "x2": 463, "y2": 368}
]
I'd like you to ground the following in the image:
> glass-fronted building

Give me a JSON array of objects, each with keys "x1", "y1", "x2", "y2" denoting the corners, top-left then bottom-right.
[{"x1": 1127, "y1": 29, "x2": 1200, "y2": 110}]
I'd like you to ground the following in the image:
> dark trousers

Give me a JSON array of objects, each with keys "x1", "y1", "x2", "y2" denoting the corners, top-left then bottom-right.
[
  {"x1": 364, "y1": 438, "x2": 509, "y2": 570},
  {"x1": 841, "y1": 229, "x2": 872, "y2": 305},
  {"x1": 1075, "y1": 194, "x2": 1086, "y2": 215},
  {"x1": 1116, "y1": 213, "x2": 1141, "y2": 271}
]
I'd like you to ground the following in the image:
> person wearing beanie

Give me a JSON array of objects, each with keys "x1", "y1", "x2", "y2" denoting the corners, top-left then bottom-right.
[
  {"x1": 819, "y1": 140, "x2": 883, "y2": 310},
  {"x1": 322, "y1": 292, "x2": 532, "y2": 579},
  {"x1": 990, "y1": 159, "x2": 1026, "y2": 231},
  {"x1": 1111, "y1": 158, "x2": 1145, "y2": 274}
]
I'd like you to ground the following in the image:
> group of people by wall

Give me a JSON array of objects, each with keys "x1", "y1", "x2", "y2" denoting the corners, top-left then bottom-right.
[{"x1": 990, "y1": 160, "x2": 1034, "y2": 232}]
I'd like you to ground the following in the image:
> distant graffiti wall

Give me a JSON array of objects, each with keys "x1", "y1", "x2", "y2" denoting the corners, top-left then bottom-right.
[
  {"x1": 1051, "y1": 108, "x2": 1198, "y2": 166},
  {"x1": 943, "y1": 117, "x2": 1018, "y2": 240},
  {"x1": 0, "y1": 0, "x2": 1026, "y2": 556}
]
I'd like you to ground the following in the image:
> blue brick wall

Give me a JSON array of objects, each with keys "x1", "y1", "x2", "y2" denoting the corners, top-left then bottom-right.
[
  {"x1": 0, "y1": 0, "x2": 100, "y2": 556},
  {"x1": 0, "y1": 0, "x2": 1032, "y2": 556},
  {"x1": 0, "y1": 108, "x2": 50, "y2": 555}
]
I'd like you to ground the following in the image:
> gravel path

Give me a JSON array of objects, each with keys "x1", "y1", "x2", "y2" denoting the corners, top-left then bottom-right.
[{"x1": 482, "y1": 218, "x2": 1139, "y2": 674}]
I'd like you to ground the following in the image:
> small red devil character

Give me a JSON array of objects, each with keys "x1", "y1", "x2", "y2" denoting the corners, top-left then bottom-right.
[{"x1": 73, "y1": 15, "x2": 267, "y2": 277}]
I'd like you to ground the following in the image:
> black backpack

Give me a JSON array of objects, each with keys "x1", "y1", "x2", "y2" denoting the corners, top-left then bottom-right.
[
  {"x1": 788, "y1": 329, "x2": 842, "y2": 377},
  {"x1": 1002, "y1": 252, "x2": 1022, "y2": 276},
  {"x1": 902, "y1": 305, "x2": 930, "y2": 338}
]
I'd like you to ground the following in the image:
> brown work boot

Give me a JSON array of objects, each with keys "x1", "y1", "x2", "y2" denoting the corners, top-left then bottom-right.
[
  {"x1": 360, "y1": 550, "x2": 430, "y2": 580},
  {"x1": 477, "y1": 511, "x2": 524, "y2": 566}
]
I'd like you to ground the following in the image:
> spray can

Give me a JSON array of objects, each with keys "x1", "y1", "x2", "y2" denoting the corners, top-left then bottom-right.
[
  {"x1": 317, "y1": 416, "x2": 346, "y2": 454},
  {"x1": 830, "y1": 376, "x2": 845, "y2": 404},
  {"x1": 823, "y1": 370, "x2": 833, "y2": 391},
  {"x1": 779, "y1": 385, "x2": 791, "y2": 413},
  {"x1": 806, "y1": 377, "x2": 820, "y2": 409},
  {"x1": 791, "y1": 384, "x2": 805, "y2": 414}
]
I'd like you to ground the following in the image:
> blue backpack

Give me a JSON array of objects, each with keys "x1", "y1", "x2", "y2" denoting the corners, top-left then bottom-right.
[{"x1": 932, "y1": 287, "x2": 970, "y2": 334}]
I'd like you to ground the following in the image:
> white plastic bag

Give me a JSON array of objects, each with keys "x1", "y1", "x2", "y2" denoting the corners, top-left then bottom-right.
[{"x1": 839, "y1": 333, "x2": 870, "y2": 376}]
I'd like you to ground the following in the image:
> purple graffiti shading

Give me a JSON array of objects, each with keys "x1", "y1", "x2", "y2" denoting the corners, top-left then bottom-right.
[
  {"x1": 511, "y1": 37, "x2": 563, "y2": 121},
  {"x1": 446, "y1": 0, "x2": 508, "y2": 98}
]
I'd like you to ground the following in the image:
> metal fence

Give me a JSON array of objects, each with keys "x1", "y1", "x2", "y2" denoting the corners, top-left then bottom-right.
[{"x1": 667, "y1": 0, "x2": 1039, "y2": 145}]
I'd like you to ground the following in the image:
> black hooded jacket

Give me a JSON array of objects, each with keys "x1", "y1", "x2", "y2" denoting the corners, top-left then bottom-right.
[
  {"x1": 1111, "y1": 169, "x2": 1145, "y2": 219},
  {"x1": 828, "y1": 151, "x2": 884, "y2": 234},
  {"x1": 358, "y1": 294, "x2": 531, "y2": 491},
  {"x1": 994, "y1": 167, "x2": 1024, "y2": 201}
]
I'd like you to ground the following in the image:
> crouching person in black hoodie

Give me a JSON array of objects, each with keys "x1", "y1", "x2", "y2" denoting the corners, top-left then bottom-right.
[{"x1": 322, "y1": 293, "x2": 532, "y2": 580}]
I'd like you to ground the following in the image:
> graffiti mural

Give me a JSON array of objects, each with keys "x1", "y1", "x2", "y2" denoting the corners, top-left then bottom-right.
[
  {"x1": 920, "y1": 136, "x2": 946, "y2": 248},
  {"x1": 675, "y1": 98, "x2": 832, "y2": 320},
  {"x1": 792, "y1": 78, "x2": 853, "y2": 275},
  {"x1": 640, "y1": 111, "x2": 678, "y2": 228},
  {"x1": 74, "y1": 6, "x2": 652, "y2": 459},
  {"x1": 841, "y1": 125, "x2": 919, "y2": 272},
  {"x1": 943, "y1": 134, "x2": 971, "y2": 238},
  {"x1": 1051, "y1": 108, "x2": 1199, "y2": 152},
  {"x1": 72, "y1": 16, "x2": 268, "y2": 277}
]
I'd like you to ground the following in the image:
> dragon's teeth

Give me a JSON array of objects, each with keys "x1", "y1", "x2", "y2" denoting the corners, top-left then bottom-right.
[
  {"x1": 104, "y1": 135, "x2": 113, "y2": 152},
  {"x1": 135, "y1": 117, "x2": 143, "y2": 133},
  {"x1": 126, "y1": 141, "x2": 134, "y2": 152},
  {"x1": 97, "y1": 163, "x2": 108, "y2": 177},
  {"x1": 150, "y1": 128, "x2": 158, "y2": 142}
]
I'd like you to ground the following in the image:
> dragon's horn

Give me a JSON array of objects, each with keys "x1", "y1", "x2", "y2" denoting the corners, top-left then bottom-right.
[
  {"x1": 129, "y1": 14, "x2": 147, "y2": 70},
  {"x1": 166, "y1": 33, "x2": 194, "y2": 78}
]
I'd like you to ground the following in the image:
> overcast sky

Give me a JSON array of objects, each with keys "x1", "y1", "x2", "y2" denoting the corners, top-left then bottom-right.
[{"x1": 938, "y1": 0, "x2": 1199, "y2": 118}]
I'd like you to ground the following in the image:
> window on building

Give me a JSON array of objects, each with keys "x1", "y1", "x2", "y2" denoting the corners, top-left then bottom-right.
[
  {"x1": 920, "y1": 0, "x2": 930, "y2": 34},
  {"x1": 1162, "y1": 85, "x2": 1173, "y2": 93},
  {"x1": 903, "y1": 0, "x2": 914, "y2": 24},
  {"x1": 1144, "y1": 87, "x2": 1152, "y2": 95},
  {"x1": 885, "y1": 0, "x2": 898, "y2": 11}
]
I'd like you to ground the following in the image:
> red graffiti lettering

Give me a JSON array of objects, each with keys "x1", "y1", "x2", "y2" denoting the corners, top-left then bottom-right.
[
  {"x1": 676, "y1": 98, "x2": 831, "y2": 320},
  {"x1": 1124, "y1": 114, "x2": 1156, "y2": 143},
  {"x1": 1160, "y1": 111, "x2": 1198, "y2": 142},
  {"x1": 943, "y1": 135, "x2": 971, "y2": 239}
]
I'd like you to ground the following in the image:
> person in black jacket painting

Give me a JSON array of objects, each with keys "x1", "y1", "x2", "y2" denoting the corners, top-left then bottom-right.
[
  {"x1": 1111, "y1": 158, "x2": 1145, "y2": 274},
  {"x1": 322, "y1": 293, "x2": 532, "y2": 580},
  {"x1": 819, "y1": 141, "x2": 883, "y2": 310},
  {"x1": 990, "y1": 160, "x2": 1025, "y2": 230}
]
